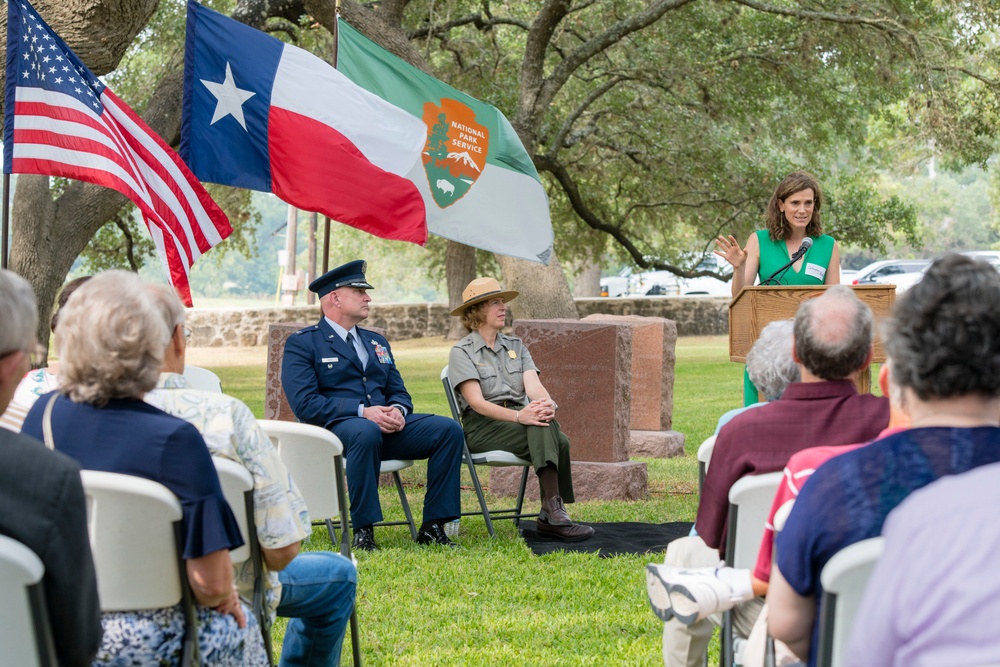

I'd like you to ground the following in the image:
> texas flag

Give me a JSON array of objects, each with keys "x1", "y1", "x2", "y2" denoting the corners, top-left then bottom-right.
[{"x1": 180, "y1": 1, "x2": 427, "y2": 245}]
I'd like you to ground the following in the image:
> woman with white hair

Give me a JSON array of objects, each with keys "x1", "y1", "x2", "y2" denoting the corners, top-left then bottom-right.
[{"x1": 21, "y1": 271, "x2": 267, "y2": 666}]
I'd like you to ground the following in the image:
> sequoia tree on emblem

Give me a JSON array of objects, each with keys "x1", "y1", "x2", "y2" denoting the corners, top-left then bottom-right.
[{"x1": 421, "y1": 99, "x2": 490, "y2": 208}]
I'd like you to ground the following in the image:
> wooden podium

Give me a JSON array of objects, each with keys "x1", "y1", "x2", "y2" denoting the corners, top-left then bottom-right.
[{"x1": 729, "y1": 285, "x2": 895, "y2": 394}]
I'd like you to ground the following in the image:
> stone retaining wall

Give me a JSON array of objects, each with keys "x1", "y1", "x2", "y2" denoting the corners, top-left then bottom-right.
[{"x1": 185, "y1": 297, "x2": 729, "y2": 347}]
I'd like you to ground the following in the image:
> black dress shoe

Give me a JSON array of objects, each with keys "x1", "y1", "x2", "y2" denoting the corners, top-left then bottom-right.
[
  {"x1": 415, "y1": 523, "x2": 460, "y2": 548},
  {"x1": 352, "y1": 526, "x2": 378, "y2": 552}
]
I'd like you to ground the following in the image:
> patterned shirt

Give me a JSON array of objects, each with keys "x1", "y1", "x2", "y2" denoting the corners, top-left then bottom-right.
[
  {"x1": 145, "y1": 373, "x2": 311, "y2": 621},
  {"x1": 0, "y1": 367, "x2": 58, "y2": 432}
]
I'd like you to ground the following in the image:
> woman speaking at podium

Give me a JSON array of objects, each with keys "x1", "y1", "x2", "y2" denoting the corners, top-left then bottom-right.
[{"x1": 714, "y1": 170, "x2": 841, "y2": 405}]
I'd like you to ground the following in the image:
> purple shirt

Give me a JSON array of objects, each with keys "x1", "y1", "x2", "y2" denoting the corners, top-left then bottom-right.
[
  {"x1": 696, "y1": 380, "x2": 888, "y2": 552},
  {"x1": 846, "y1": 462, "x2": 1000, "y2": 667}
]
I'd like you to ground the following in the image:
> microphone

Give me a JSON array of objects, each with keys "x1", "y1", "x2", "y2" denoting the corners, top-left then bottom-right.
[{"x1": 760, "y1": 237, "x2": 813, "y2": 286}]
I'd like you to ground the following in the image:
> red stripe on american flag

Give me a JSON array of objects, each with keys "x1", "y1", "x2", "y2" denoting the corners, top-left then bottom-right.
[
  {"x1": 104, "y1": 90, "x2": 226, "y2": 254},
  {"x1": 10, "y1": 86, "x2": 230, "y2": 305}
]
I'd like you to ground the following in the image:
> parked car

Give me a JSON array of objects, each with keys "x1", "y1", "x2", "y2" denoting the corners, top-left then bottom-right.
[
  {"x1": 961, "y1": 250, "x2": 1000, "y2": 267},
  {"x1": 636, "y1": 255, "x2": 732, "y2": 296},
  {"x1": 840, "y1": 269, "x2": 859, "y2": 285},
  {"x1": 851, "y1": 259, "x2": 931, "y2": 285},
  {"x1": 872, "y1": 268, "x2": 926, "y2": 293}
]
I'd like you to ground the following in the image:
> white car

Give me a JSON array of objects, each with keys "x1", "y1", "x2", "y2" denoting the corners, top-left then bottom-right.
[
  {"x1": 851, "y1": 259, "x2": 931, "y2": 285},
  {"x1": 872, "y1": 269, "x2": 926, "y2": 293},
  {"x1": 635, "y1": 255, "x2": 732, "y2": 296}
]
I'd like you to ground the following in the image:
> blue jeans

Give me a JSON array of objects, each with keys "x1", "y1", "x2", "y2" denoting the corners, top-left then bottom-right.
[{"x1": 276, "y1": 552, "x2": 357, "y2": 667}]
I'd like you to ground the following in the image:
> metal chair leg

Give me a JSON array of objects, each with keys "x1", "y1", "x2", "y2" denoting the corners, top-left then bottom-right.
[
  {"x1": 392, "y1": 471, "x2": 418, "y2": 540},
  {"x1": 464, "y1": 449, "x2": 496, "y2": 537},
  {"x1": 513, "y1": 466, "x2": 529, "y2": 529}
]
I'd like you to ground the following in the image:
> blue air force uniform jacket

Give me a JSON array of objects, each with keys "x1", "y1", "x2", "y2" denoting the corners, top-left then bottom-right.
[{"x1": 281, "y1": 319, "x2": 413, "y2": 428}]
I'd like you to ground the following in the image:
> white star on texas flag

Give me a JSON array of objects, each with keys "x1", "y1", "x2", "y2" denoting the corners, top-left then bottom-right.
[{"x1": 200, "y1": 62, "x2": 255, "y2": 130}]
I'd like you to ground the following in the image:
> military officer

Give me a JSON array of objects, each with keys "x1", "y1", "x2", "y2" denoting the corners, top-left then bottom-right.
[{"x1": 281, "y1": 260, "x2": 463, "y2": 551}]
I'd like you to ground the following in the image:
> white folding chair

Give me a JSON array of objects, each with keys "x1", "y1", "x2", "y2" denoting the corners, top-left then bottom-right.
[
  {"x1": 257, "y1": 418, "x2": 416, "y2": 541},
  {"x1": 182, "y1": 364, "x2": 223, "y2": 393},
  {"x1": 213, "y1": 457, "x2": 273, "y2": 666},
  {"x1": 0, "y1": 535, "x2": 57, "y2": 667},
  {"x1": 81, "y1": 470, "x2": 200, "y2": 667},
  {"x1": 441, "y1": 366, "x2": 535, "y2": 537},
  {"x1": 696, "y1": 434, "x2": 717, "y2": 496},
  {"x1": 816, "y1": 537, "x2": 885, "y2": 667},
  {"x1": 258, "y1": 420, "x2": 364, "y2": 667},
  {"x1": 720, "y1": 471, "x2": 784, "y2": 667}
]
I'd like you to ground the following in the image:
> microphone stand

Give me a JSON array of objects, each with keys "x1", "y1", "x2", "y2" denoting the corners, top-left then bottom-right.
[{"x1": 760, "y1": 243, "x2": 810, "y2": 286}]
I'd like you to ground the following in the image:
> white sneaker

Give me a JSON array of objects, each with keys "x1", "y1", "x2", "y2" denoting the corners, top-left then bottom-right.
[{"x1": 646, "y1": 563, "x2": 752, "y2": 625}]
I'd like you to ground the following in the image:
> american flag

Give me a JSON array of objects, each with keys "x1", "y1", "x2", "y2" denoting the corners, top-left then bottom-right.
[{"x1": 3, "y1": 0, "x2": 231, "y2": 306}]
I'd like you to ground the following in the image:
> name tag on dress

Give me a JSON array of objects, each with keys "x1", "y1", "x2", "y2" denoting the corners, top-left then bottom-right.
[
  {"x1": 321, "y1": 357, "x2": 339, "y2": 363},
  {"x1": 804, "y1": 263, "x2": 826, "y2": 280}
]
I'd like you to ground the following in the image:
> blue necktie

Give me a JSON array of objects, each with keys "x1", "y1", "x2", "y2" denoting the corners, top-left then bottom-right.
[{"x1": 344, "y1": 332, "x2": 361, "y2": 366}]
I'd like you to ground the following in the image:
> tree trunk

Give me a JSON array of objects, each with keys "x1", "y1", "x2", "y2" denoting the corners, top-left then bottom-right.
[
  {"x1": 445, "y1": 241, "x2": 476, "y2": 340},
  {"x1": 498, "y1": 253, "x2": 578, "y2": 320},
  {"x1": 9, "y1": 68, "x2": 185, "y2": 349},
  {"x1": 11, "y1": 176, "x2": 130, "y2": 350},
  {"x1": 573, "y1": 258, "x2": 602, "y2": 297}
]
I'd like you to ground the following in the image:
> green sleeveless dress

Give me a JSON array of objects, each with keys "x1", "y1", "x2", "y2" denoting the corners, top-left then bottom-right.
[{"x1": 743, "y1": 231, "x2": 836, "y2": 404}]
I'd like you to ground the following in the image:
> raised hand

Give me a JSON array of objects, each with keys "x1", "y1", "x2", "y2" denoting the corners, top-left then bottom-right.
[{"x1": 714, "y1": 235, "x2": 747, "y2": 269}]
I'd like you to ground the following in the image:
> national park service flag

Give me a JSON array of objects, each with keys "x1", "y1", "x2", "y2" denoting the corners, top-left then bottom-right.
[{"x1": 336, "y1": 20, "x2": 553, "y2": 264}]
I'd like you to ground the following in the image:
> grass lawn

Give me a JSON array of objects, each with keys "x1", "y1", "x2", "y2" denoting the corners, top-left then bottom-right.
[{"x1": 187, "y1": 335, "x2": 743, "y2": 666}]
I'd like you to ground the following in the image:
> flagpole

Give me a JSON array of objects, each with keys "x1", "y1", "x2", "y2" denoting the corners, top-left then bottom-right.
[
  {"x1": 320, "y1": 0, "x2": 342, "y2": 275},
  {"x1": 1, "y1": 174, "x2": 9, "y2": 269}
]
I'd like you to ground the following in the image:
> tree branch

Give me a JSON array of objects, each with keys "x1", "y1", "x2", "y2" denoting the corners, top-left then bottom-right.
[
  {"x1": 407, "y1": 13, "x2": 530, "y2": 40},
  {"x1": 535, "y1": 154, "x2": 730, "y2": 279}
]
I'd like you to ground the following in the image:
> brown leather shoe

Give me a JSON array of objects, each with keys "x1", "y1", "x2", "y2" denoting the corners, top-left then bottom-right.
[
  {"x1": 540, "y1": 496, "x2": 573, "y2": 526},
  {"x1": 536, "y1": 517, "x2": 595, "y2": 542}
]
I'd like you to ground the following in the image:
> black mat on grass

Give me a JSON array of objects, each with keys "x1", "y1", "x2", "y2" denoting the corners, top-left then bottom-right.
[{"x1": 520, "y1": 521, "x2": 693, "y2": 557}]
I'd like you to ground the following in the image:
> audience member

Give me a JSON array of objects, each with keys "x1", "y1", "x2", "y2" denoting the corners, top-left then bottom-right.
[
  {"x1": 145, "y1": 284, "x2": 357, "y2": 666},
  {"x1": 648, "y1": 285, "x2": 888, "y2": 667},
  {"x1": 448, "y1": 277, "x2": 593, "y2": 541},
  {"x1": 845, "y1": 462, "x2": 1000, "y2": 667},
  {"x1": 713, "y1": 319, "x2": 799, "y2": 434},
  {"x1": 0, "y1": 269, "x2": 102, "y2": 666},
  {"x1": 282, "y1": 260, "x2": 464, "y2": 551},
  {"x1": 0, "y1": 275, "x2": 89, "y2": 431},
  {"x1": 767, "y1": 254, "x2": 1000, "y2": 667},
  {"x1": 22, "y1": 271, "x2": 267, "y2": 666}
]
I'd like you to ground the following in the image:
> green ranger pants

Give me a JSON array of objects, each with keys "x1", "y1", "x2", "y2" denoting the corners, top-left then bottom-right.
[{"x1": 461, "y1": 408, "x2": 575, "y2": 503}]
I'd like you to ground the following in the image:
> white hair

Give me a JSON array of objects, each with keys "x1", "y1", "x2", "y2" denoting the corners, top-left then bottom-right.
[{"x1": 0, "y1": 270, "x2": 38, "y2": 355}]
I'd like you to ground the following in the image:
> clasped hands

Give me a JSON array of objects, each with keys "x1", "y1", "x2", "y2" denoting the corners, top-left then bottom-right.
[
  {"x1": 363, "y1": 405, "x2": 406, "y2": 434},
  {"x1": 517, "y1": 398, "x2": 557, "y2": 427}
]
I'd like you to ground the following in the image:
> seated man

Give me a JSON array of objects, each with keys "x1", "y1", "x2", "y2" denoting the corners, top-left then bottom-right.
[
  {"x1": 649, "y1": 286, "x2": 889, "y2": 667},
  {"x1": 767, "y1": 254, "x2": 1000, "y2": 666},
  {"x1": 0, "y1": 269, "x2": 102, "y2": 666},
  {"x1": 145, "y1": 285, "x2": 356, "y2": 667},
  {"x1": 281, "y1": 260, "x2": 464, "y2": 551}
]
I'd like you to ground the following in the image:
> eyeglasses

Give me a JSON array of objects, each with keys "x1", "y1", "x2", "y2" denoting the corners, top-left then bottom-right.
[{"x1": 183, "y1": 326, "x2": 192, "y2": 342}]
